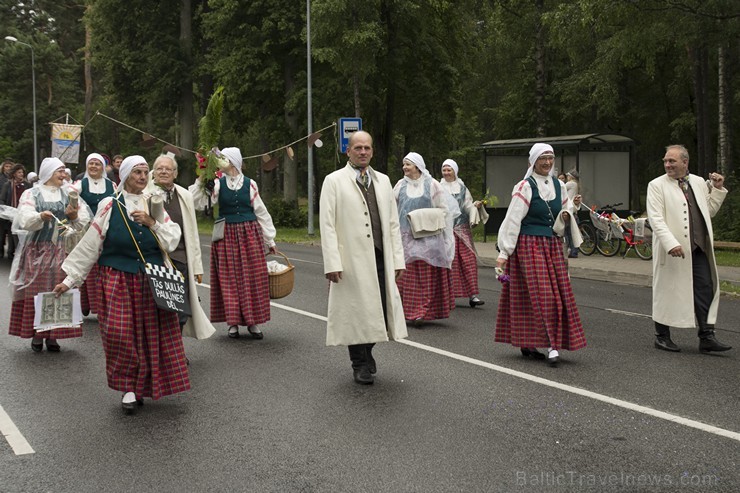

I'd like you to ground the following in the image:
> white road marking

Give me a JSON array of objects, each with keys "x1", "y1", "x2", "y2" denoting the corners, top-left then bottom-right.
[
  {"x1": 605, "y1": 308, "x2": 652, "y2": 318},
  {"x1": 197, "y1": 282, "x2": 740, "y2": 442},
  {"x1": 0, "y1": 405, "x2": 34, "y2": 455}
]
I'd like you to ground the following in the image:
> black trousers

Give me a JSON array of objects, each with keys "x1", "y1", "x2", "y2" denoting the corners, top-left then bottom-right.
[
  {"x1": 655, "y1": 246, "x2": 713, "y2": 335},
  {"x1": 349, "y1": 248, "x2": 387, "y2": 369},
  {"x1": 691, "y1": 247, "x2": 713, "y2": 329}
]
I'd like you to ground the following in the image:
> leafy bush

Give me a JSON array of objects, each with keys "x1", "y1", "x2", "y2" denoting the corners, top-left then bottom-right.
[{"x1": 266, "y1": 198, "x2": 308, "y2": 228}]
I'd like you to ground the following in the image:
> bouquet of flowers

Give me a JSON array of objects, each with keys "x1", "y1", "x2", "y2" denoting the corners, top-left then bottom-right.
[{"x1": 494, "y1": 267, "x2": 510, "y2": 284}]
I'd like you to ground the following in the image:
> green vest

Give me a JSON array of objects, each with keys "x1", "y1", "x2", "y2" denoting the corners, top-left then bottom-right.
[
  {"x1": 520, "y1": 176, "x2": 561, "y2": 237},
  {"x1": 218, "y1": 176, "x2": 257, "y2": 223},
  {"x1": 98, "y1": 199, "x2": 164, "y2": 273}
]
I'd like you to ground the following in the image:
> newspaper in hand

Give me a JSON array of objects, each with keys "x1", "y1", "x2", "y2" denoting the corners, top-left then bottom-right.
[{"x1": 33, "y1": 289, "x2": 83, "y2": 331}]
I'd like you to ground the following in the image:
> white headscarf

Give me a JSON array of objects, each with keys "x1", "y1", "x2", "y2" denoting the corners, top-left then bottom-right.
[
  {"x1": 403, "y1": 152, "x2": 430, "y2": 178},
  {"x1": 221, "y1": 147, "x2": 243, "y2": 174},
  {"x1": 27, "y1": 171, "x2": 38, "y2": 182},
  {"x1": 441, "y1": 158, "x2": 459, "y2": 178},
  {"x1": 440, "y1": 158, "x2": 465, "y2": 194},
  {"x1": 84, "y1": 153, "x2": 108, "y2": 180},
  {"x1": 119, "y1": 155, "x2": 149, "y2": 188},
  {"x1": 524, "y1": 143, "x2": 555, "y2": 179},
  {"x1": 38, "y1": 157, "x2": 66, "y2": 185}
]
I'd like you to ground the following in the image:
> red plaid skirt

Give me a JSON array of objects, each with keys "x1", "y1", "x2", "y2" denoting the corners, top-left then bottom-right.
[
  {"x1": 8, "y1": 242, "x2": 82, "y2": 339},
  {"x1": 451, "y1": 230, "x2": 479, "y2": 297},
  {"x1": 80, "y1": 263, "x2": 102, "y2": 314},
  {"x1": 98, "y1": 266, "x2": 190, "y2": 399},
  {"x1": 495, "y1": 235, "x2": 586, "y2": 351},
  {"x1": 397, "y1": 260, "x2": 455, "y2": 321},
  {"x1": 210, "y1": 221, "x2": 270, "y2": 326}
]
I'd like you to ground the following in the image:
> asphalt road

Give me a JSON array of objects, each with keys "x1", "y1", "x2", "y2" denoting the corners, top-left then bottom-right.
[{"x1": 1, "y1": 239, "x2": 738, "y2": 492}]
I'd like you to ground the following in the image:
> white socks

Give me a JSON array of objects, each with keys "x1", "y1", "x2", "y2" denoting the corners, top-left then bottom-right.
[{"x1": 122, "y1": 392, "x2": 137, "y2": 404}]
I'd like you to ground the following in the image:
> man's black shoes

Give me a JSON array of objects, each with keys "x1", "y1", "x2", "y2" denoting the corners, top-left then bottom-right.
[
  {"x1": 353, "y1": 367, "x2": 374, "y2": 385},
  {"x1": 654, "y1": 336, "x2": 680, "y2": 352}
]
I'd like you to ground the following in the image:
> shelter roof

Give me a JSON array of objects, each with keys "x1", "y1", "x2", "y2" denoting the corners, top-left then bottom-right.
[{"x1": 479, "y1": 133, "x2": 636, "y2": 151}]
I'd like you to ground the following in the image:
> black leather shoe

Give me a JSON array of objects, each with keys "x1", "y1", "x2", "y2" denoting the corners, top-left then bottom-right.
[
  {"x1": 82, "y1": 308, "x2": 90, "y2": 317},
  {"x1": 45, "y1": 339, "x2": 60, "y2": 352},
  {"x1": 228, "y1": 326, "x2": 239, "y2": 338},
  {"x1": 699, "y1": 335, "x2": 732, "y2": 353},
  {"x1": 247, "y1": 326, "x2": 264, "y2": 340},
  {"x1": 353, "y1": 367, "x2": 374, "y2": 385},
  {"x1": 31, "y1": 339, "x2": 43, "y2": 352},
  {"x1": 469, "y1": 297, "x2": 485, "y2": 308},
  {"x1": 122, "y1": 401, "x2": 136, "y2": 415},
  {"x1": 520, "y1": 348, "x2": 546, "y2": 360},
  {"x1": 655, "y1": 336, "x2": 680, "y2": 352}
]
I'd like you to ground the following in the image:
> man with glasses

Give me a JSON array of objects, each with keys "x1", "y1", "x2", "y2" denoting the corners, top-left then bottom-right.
[
  {"x1": 150, "y1": 154, "x2": 215, "y2": 342},
  {"x1": 647, "y1": 144, "x2": 731, "y2": 354}
]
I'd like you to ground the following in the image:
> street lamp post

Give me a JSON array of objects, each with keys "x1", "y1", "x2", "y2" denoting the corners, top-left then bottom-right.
[{"x1": 5, "y1": 36, "x2": 38, "y2": 173}]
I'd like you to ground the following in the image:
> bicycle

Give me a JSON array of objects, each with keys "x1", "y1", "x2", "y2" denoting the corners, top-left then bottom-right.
[
  {"x1": 580, "y1": 202, "x2": 652, "y2": 259},
  {"x1": 579, "y1": 203, "x2": 623, "y2": 256}
]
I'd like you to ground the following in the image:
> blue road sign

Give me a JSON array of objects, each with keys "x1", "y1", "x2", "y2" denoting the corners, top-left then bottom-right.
[{"x1": 339, "y1": 118, "x2": 362, "y2": 153}]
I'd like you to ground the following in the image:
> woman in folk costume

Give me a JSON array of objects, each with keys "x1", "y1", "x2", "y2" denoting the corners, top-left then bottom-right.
[
  {"x1": 495, "y1": 143, "x2": 586, "y2": 366},
  {"x1": 393, "y1": 152, "x2": 458, "y2": 324},
  {"x1": 8, "y1": 157, "x2": 91, "y2": 352},
  {"x1": 190, "y1": 147, "x2": 276, "y2": 339},
  {"x1": 54, "y1": 155, "x2": 187, "y2": 414},
  {"x1": 69, "y1": 152, "x2": 117, "y2": 316},
  {"x1": 439, "y1": 159, "x2": 488, "y2": 308}
]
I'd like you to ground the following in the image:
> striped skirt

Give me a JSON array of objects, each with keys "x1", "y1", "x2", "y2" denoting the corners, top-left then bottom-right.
[
  {"x1": 98, "y1": 266, "x2": 190, "y2": 399},
  {"x1": 8, "y1": 242, "x2": 82, "y2": 340},
  {"x1": 495, "y1": 235, "x2": 586, "y2": 351},
  {"x1": 397, "y1": 260, "x2": 455, "y2": 321},
  {"x1": 210, "y1": 221, "x2": 271, "y2": 327},
  {"x1": 80, "y1": 263, "x2": 102, "y2": 314},
  {"x1": 451, "y1": 227, "x2": 479, "y2": 297}
]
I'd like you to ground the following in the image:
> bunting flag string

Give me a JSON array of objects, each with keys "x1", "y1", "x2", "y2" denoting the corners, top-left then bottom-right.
[{"x1": 94, "y1": 111, "x2": 336, "y2": 163}]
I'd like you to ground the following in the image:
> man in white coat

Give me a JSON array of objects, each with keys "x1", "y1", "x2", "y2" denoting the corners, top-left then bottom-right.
[
  {"x1": 320, "y1": 130, "x2": 407, "y2": 385},
  {"x1": 647, "y1": 144, "x2": 731, "y2": 353},
  {"x1": 151, "y1": 154, "x2": 215, "y2": 343}
]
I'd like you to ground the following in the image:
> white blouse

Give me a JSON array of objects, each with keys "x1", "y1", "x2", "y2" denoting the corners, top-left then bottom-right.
[{"x1": 16, "y1": 185, "x2": 90, "y2": 233}]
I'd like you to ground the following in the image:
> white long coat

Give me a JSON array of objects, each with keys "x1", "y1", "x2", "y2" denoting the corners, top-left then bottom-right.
[
  {"x1": 646, "y1": 174, "x2": 727, "y2": 328},
  {"x1": 320, "y1": 164, "x2": 407, "y2": 346},
  {"x1": 172, "y1": 184, "x2": 216, "y2": 339}
]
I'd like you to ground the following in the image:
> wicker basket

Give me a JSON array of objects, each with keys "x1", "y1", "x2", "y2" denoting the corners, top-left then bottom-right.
[{"x1": 268, "y1": 251, "x2": 295, "y2": 299}]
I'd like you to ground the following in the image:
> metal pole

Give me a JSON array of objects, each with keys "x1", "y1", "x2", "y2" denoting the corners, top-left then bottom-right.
[
  {"x1": 306, "y1": 0, "x2": 315, "y2": 235},
  {"x1": 4, "y1": 37, "x2": 38, "y2": 172},
  {"x1": 31, "y1": 45, "x2": 37, "y2": 173}
]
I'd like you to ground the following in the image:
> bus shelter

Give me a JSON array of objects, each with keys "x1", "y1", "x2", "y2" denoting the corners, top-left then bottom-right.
[{"x1": 479, "y1": 133, "x2": 637, "y2": 237}]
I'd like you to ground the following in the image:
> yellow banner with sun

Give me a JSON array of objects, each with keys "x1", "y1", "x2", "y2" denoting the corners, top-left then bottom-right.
[{"x1": 51, "y1": 123, "x2": 83, "y2": 164}]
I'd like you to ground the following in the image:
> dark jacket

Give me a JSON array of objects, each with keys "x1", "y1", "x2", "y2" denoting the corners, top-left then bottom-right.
[{"x1": 0, "y1": 180, "x2": 32, "y2": 207}]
